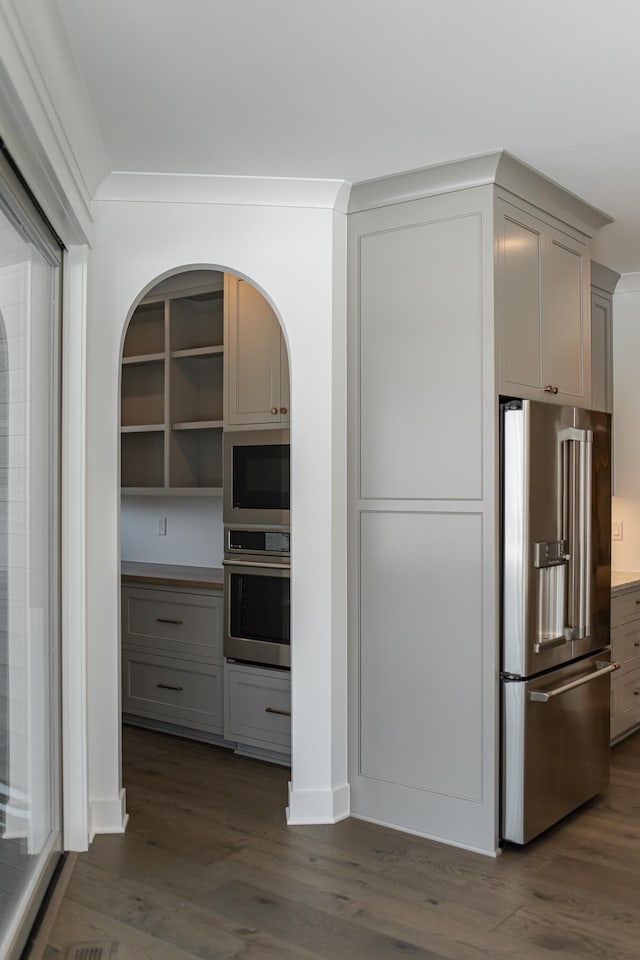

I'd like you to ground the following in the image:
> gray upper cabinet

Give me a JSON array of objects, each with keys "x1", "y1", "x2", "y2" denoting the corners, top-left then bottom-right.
[
  {"x1": 590, "y1": 261, "x2": 619, "y2": 415},
  {"x1": 224, "y1": 274, "x2": 290, "y2": 428},
  {"x1": 496, "y1": 197, "x2": 590, "y2": 406}
]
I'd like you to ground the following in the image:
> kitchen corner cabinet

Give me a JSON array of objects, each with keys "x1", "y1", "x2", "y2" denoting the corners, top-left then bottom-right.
[
  {"x1": 224, "y1": 661, "x2": 291, "y2": 764},
  {"x1": 496, "y1": 196, "x2": 591, "y2": 407},
  {"x1": 224, "y1": 274, "x2": 290, "y2": 428},
  {"x1": 121, "y1": 281, "x2": 224, "y2": 494},
  {"x1": 121, "y1": 584, "x2": 225, "y2": 740},
  {"x1": 611, "y1": 587, "x2": 640, "y2": 742},
  {"x1": 347, "y1": 152, "x2": 609, "y2": 851}
]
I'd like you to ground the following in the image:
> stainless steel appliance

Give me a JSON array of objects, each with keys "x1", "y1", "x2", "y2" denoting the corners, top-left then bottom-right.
[
  {"x1": 223, "y1": 429, "x2": 290, "y2": 527},
  {"x1": 223, "y1": 527, "x2": 290, "y2": 668},
  {"x1": 500, "y1": 398, "x2": 618, "y2": 844}
]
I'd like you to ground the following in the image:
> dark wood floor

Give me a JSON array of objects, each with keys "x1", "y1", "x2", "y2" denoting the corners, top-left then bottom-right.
[{"x1": 44, "y1": 725, "x2": 640, "y2": 960}]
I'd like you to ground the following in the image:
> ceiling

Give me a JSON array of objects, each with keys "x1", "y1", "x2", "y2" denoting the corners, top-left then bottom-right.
[{"x1": 53, "y1": 0, "x2": 640, "y2": 272}]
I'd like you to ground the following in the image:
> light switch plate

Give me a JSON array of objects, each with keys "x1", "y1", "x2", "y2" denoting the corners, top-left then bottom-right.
[{"x1": 612, "y1": 520, "x2": 623, "y2": 541}]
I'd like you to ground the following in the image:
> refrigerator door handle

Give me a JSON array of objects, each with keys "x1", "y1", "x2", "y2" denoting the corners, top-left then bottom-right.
[
  {"x1": 528, "y1": 661, "x2": 619, "y2": 702},
  {"x1": 560, "y1": 427, "x2": 593, "y2": 642},
  {"x1": 533, "y1": 635, "x2": 568, "y2": 653}
]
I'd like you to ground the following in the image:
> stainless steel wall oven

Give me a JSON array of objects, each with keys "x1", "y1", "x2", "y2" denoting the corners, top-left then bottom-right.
[{"x1": 223, "y1": 527, "x2": 290, "y2": 668}]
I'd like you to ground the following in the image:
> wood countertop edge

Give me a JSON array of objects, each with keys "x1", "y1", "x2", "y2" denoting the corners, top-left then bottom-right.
[
  {"x1": 121, "y1": 562, "x2": 223, "y2": 591},
  {"x1": 121, "y1": 572, "x2": 223, "y2": 590}
]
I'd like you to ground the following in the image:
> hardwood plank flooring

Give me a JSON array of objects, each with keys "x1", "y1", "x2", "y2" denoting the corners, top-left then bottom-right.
[{"x1": 45, "y1": 726, "x2": 640, "y2": 960}]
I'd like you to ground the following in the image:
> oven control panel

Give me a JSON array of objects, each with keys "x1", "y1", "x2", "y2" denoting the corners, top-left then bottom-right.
[{"x1": 226, "y1": 527, "x2": 290, "y2": 556}]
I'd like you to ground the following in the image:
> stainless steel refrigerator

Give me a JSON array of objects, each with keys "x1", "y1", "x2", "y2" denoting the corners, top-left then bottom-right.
[{"x1": 500, "y1": 398, "x2": 617, "y2": 844}]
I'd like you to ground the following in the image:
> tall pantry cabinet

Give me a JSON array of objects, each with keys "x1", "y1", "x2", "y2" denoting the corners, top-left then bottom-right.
[{"x1": 347, "y1": 152, "x2": 610, "y2": 853}]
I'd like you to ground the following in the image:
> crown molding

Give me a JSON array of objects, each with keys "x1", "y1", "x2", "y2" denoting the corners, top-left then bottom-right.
[
  {"x1": 348, "y1": 151, "x2": 612, "y2": 238},
  {"x1": 95, "y1": 171, "x2": 352, "y2": 212},
  {"x1": 614, "y1": 272, "x2": 640, "y2": 295},
  {"x1": 0, "y1": 0, "x2": 109, "y2": 243},
  {"x1": 591, "y1": 260, "x2": 620, "y2": 294}
]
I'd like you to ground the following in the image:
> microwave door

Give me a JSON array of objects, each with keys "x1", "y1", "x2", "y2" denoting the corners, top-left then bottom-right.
[{"x1": 223, "y1": 429, "x2": 290, "y2": 526}]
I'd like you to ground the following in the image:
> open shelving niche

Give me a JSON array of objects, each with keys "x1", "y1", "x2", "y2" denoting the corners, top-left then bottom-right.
[{"x1": 121, "y1": 279, "x2": 225, "y2": 496}]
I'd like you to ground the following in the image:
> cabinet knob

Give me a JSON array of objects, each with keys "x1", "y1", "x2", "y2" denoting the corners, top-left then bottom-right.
[
  {"x1": 544, "y1": 385, "x2": 559, "y2": 395},
  {"x1": 271, "y1": 407, "x2": 278, "y2": 415},
  {"x1": 280, "y1": 407, "x2": 288, "y2": 415}
]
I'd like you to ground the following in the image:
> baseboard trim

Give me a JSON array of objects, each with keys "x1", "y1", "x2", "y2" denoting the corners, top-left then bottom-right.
[
  {"x1": 286, "y1": 781, "x2": 350, "y2": 824},
  {"x1": 89, "y1": 789, "x2": 128, "y2": 840}
]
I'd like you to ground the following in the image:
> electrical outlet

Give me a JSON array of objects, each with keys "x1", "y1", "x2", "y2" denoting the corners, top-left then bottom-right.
[
  {"x1": 157, "y1": 516, "x2": 167, "y2": 536},
  {"x1": 612, "y1": 520, "x2": 623, "y2": 541}
]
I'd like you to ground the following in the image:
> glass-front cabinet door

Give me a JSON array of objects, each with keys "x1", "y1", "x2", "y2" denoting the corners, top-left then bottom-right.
[{"x1": 0, "y1": 151, "x2": 62, "y2": 960}]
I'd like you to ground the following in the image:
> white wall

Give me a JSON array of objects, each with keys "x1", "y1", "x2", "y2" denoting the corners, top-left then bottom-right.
[
  {"x1": 86, "y1": 183, "x2": 349, "y2": 834},
  {"x1": 120, "y1": 496, "x2": 223, "y2": 567}
]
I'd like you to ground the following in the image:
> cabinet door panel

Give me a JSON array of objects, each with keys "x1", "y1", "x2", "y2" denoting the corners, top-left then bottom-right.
[
  {"x1": 359, "y1": 213, "x2": 483, "y2": 500},
  {"x1": 358, "y1": 510, "x2": 484, "y2": 800},
  {"x1": 225, "y1": 663, "x2": 291, "y2": 753},
  {"x1": 227, "y1": 278, "x2": 282, "y2": 425},
  {"x1": 122, "y1": 586, "x2": 222, "y2": 660},
  {"x1": 122, "y1": 650, "x2": 223, "y2": 733},
  {"x1": 611, "y1": 590, "x2": 640, "y2": 626},
  {"x1": 615, "y1": 666, "x2": 640, "y2": 735},
  {"x1": 499, "y1": 207, "x2": 543, "y2": 392},
  {"x1": 611, "y1": 621, "x2": 640, "y2": 674},
  {"x1": 544, "y1": 232, "x2": 586, "y2": 402},
  {"x1": 590, "y1": 291, "x2": 612, "y2": 413},
  {"x1": 279, "y1": 333, "x2": 290, "y2": 422}
]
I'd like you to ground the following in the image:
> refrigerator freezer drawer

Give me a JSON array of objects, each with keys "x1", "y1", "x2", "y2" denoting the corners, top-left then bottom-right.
[{"x1": 502, "y1": 656, "x2": 615, "y2": 844}]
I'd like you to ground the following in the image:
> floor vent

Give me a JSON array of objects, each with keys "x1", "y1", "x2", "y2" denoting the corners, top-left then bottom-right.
[{"x1": 64, "y1": 942, "x2": 118, "y2": 960}]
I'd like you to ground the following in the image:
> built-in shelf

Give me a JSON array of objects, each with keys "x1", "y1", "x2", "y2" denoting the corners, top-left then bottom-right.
[
  {"x1": 171, "y1": 345, "x2": 223, "y2": 360},
  {"x1": 172, "y1": 420, "x2": 223, "y2": 431},
  {"x1": 123, "y1": 352, "x2": 166, "y2": 366},
  {"x1": 121, "y1": 424, "x2": 165, "y2": 434},
  {"x1": 121, "y1": 487, "x2": 223, "y2": 497},
  {"x1": 121, "y1": 279, "x2": 225, "y2": 495}
]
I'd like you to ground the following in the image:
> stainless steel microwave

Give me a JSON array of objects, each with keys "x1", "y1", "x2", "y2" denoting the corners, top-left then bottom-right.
[{"x1": 223, "y1": 429, "x2": 290, "y2": 526}]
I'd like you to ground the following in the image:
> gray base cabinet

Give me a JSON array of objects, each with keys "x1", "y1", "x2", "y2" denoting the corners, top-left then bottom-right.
[
  {"x1": 224, "y1": 661, "x2": 291, "y2": 764},
  {"x1": 122, "y1": 582, "x2": 292, "y2": 763},
  {"x1": 611, "y1": 587, "x2": 640, "y2": 742},
  {"x1": 122, "y1": 650, "x2": 224, "y2": 734},
  {"x1": 121, "y1": 583, "x2": 225, "y2": 740}
]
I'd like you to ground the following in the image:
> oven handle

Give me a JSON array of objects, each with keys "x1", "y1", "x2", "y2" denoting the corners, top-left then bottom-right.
[
  {"x1": 528, "y1": 661, "x2": 619, "y2": 702},
  {"x1": 222, "y1": 558, "x2": 290, "y2": 571}
]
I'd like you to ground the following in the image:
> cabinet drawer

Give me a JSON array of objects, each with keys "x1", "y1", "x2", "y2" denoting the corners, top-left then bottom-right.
[
  {"x1": 611, "y1": 621, "x2": 640, "y2": 674},
  {"x1": 225, "y1": 663, "x2": 291, "y2": 754},
  {"x1": 122, "y1": 586, "x2": 222, "y2": 660},
  {"x1": 611, "y1": 667, "x2": 640, "y2": 740},
  {"x1": 611, "y1": 590, "x2": 640, "y2": 628},
  {"x1": 122, "y1": 649, "x2": 223, "y2": 733}
]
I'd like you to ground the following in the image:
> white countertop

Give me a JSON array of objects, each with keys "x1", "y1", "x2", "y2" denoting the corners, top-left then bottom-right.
[{"x1": 611, "y1": 570, "x2": 640, "y2": 596}]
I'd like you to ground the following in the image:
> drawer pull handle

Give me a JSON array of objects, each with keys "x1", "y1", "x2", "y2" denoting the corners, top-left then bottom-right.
[
  {"x1": 265, "y1": 706, "x2": 291, "y2": 717},
  {"x1": 635, "y1": 690, "x2": 640, "y2": 697},
  {"x1": 635, "y1": 642, "x2": 640, "y2": 648},
  {"x1": 156, "y1": 618, "x2": 183, "y2": 625},
  {"x1": 635, "y1": 600, "x2": 640, "y2": 605},
  {"x1": 157, "y1": 683, "x2": 184, "y2": 692}
]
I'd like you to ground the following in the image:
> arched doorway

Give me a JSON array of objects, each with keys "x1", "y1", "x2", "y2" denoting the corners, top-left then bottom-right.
[{"x1": 118, "y1": 266, "x2": 292, "y2": 802}]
